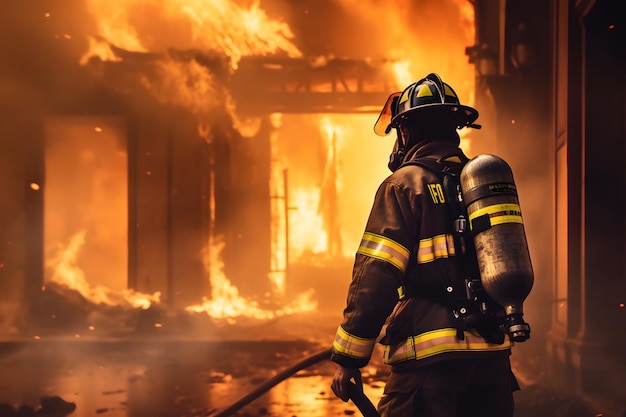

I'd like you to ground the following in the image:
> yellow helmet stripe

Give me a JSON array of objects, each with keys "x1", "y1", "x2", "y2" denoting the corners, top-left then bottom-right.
[
  {"x1": 333, "y1": 325, "x2": 377, "y2": 359},
  {"x1": 398, "y1": 89, "x2": 411, "y2": 104},
  {"x1": 357, "y1": 232, "x2": 410, "y2": 272},
  {"x1": 383, "y1": 328, "x2": 512, "y2": 364},
  {"x1": 416, "y1": 84, "x2": 433, "y2": 97},
  {"x1": 468, "y1": 203, "x2": 523, "y2": 230},
  {"x1": 416, "y1": 234, "x2": 456, "y2": 264},
  {"x1": 443, "y1": 84, "x2": 457, "y2": 98}
]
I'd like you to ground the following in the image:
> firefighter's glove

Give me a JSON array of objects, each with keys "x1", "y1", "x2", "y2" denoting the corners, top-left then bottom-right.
[{"x1": 331, "y1": 366, "x2": 363, "y2": 402}]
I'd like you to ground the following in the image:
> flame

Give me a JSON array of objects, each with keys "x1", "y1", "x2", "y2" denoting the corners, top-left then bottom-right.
[
  {"x1": 45, "y1": 229, "x2": 316, "y2": 322},
  {"x1": 289, "y1": 188, "x2": 328, "y2": 259},
  {"x1": 81, "y1": 0, "x2": 301, "y2": 68},
  {"x1": 87, "y1": 3, "x2": 147, "y2": 52},
  {"x1": 272, "y1": 116, "x2": 347, "y2": 263},
  {"x1": 320, "y1": 117, "x2": 342, "y2": 194},
  {"x1": 266, "y1": 113, "x2": 347, "y2": 286},
  {"x1": 180, "y1": 0, "x2": 301, "y2": 67},
  {"x1": 80, "y1": 0, "x2": 303, "y2": 147},
  {"x1": 79, "y1": 36, "x2": 124, "y2": 65},
  {"x1": 269, "y1": 115, "x2": 287, "y2": 292},
  {"x1": 141, "y1": 58, "x2": 220, "y2": 118},
  {"x1": 317, "y1": 116, "x2": 343, "y2": 258},
  {"x1": 185, "y1": 237, "x2": 317, "y2": 322},
  {"x1": 46, "y1": 230, "x2": 161, "y2": 309},
  {"x1": 332, "y1": 0, "x2": 476, "y2": 106},
  {"x1": 391, "y1": 61, "x2": 413, "y2": 89}
]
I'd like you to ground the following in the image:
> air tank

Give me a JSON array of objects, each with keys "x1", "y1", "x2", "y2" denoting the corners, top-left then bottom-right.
[{"x1": 460, "y1": 154, "x2": 534, "y2": 342}]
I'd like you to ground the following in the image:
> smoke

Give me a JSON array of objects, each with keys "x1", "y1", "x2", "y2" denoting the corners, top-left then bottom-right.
[{"x1": 326, "y1": 0, "x2": 476, "y2": 100}]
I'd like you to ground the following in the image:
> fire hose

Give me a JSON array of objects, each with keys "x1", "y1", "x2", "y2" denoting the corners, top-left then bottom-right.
[{"x1": 208, "y1": 347, "x2": 380, "y2": 417}]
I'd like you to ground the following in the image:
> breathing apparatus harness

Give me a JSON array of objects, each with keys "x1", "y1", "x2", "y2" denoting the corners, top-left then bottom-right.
[{"x1": 400, "y1": 156, "x2": 506, "y2": 345}]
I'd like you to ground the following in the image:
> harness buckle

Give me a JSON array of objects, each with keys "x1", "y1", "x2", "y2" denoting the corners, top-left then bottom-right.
[
  {"x1": 465, "y1": 278, "x2": 485, "y2": 302},
  {"x1": 452, "y1": 309, "x2": 466, "y2": 340}
]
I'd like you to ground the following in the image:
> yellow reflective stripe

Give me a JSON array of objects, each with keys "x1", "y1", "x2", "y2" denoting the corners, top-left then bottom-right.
[
  {"x1": 443, "y1": 155, "x2": 462, "y2": 163},
  {"x1": 383, "y1": 328, "x2": 512, "y2": 364},
  {"x1": 357, "y1": 232, "x2": 410, "y2": 272},
  {"x1": 468, "y1": 203, "x2": 523, "y2": 229},
  {"x1": 333, "y1": 326, "x2": 376, "y2": 359},
  {"x1": 397, "y1": 286, "x2": 405, "y2": 299},
  {"x1": 416, "y1": 234, "x2": 456, "y2": 264}
]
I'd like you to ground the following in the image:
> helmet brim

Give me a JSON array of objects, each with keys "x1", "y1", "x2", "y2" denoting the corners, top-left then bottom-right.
[{"x1": 392, "y1": 103, "x2": 479, "y2": 129}]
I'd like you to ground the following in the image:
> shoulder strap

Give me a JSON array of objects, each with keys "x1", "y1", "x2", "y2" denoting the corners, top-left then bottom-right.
[{"x1": 399, "y1": 157, "x2": 452, "y2": 178}]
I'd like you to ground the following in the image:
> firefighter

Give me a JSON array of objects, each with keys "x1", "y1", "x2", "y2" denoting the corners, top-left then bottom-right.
[{"x1": 329, "y1": 73, "x2": 521, "y2": 417}]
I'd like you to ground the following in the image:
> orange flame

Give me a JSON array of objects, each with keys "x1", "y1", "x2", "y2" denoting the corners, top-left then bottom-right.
[
  {"x1": 81, "y1": 0, "x2": 301, "y2": 68},
  {"x1": 286, "y1": 116, "x2": 344, "y2": 260},
  {"x1": 46, "y1": 231, "x2": 161, "y2": 309},
  {"x1": 142, "y1": 58, "x2": 220, "y2": 118},
  {"x1": 180, "y1": 0, "x2": 302, "y2": 67},
  {"x1": 79, "y1": 36, "x2": 124, "y2": 65},
  {"x1": 391, "y1": 61, "x2": 413, "y2": 89},
  {"x1": 185, "y1": 237, "x2": 317, "y2": 322},
  {"x1": 289, "y1": 188, "x2": 327, "y2": 259}
]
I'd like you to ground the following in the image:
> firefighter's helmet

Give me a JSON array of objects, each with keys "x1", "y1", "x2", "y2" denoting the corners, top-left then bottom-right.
[{"x1": 374, "y1": 73, "x2": 480, "y2": 136}]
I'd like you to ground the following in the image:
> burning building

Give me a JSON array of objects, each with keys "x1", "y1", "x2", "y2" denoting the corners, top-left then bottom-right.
[{"x1": 0, "y1": 0, "x2": 477, "y2": 331}]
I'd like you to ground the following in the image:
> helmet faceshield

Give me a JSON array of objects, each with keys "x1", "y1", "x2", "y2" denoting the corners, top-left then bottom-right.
[{"x1": 374, "y1": 92, "x2": 401, "y2": 136}]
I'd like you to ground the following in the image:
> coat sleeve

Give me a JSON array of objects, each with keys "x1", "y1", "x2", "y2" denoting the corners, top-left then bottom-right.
[{"x1": 330, "y1": 177, "x2": 421, "y2": 368}]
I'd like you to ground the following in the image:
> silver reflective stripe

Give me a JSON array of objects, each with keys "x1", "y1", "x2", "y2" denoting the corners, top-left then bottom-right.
[
  {"x1": 333, "y1": 325, "x2": 376, "y2": 359},
  {"x1": 383, "y1": 337, "x2": 415, "y2": 363},
  {"x1": 417, "y1": 234, "x2": 456, "y2": 264},
  {"x1": 383, "y1": 328, "x2": 512, "y2": 364},
  {"x1": 357, "y1": 232, "x2": 410, "y2": 272}
]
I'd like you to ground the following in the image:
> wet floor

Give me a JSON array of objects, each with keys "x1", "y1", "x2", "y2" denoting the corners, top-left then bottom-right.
[
  {"x1": 0, "y1": 323, "x2": 620, "y2": 417},
  {"x1": 0, "y1": 337, "x2": 386, "y2": 417}
]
